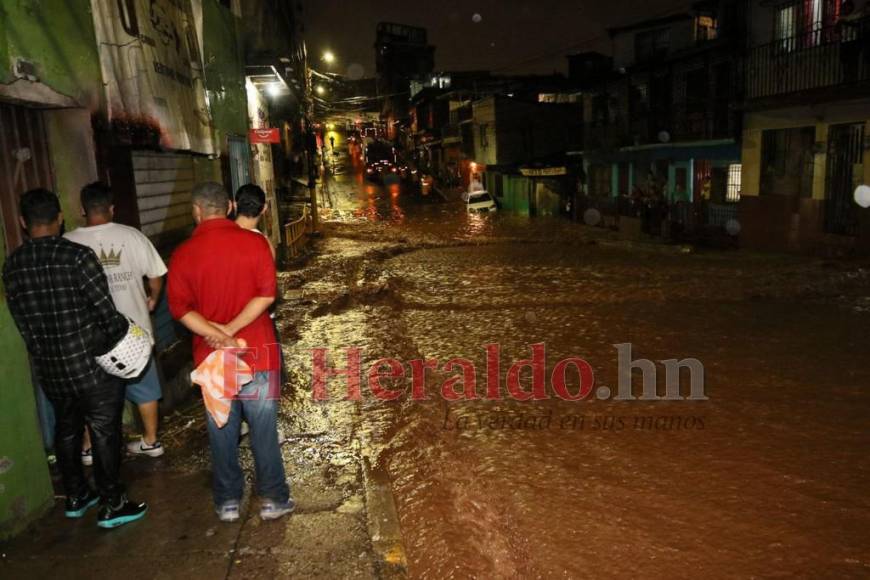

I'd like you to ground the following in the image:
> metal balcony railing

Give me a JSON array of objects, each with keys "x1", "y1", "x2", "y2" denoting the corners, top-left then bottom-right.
[{"x1": 746, "y1": 18, "x2": 870, "y2": 100}]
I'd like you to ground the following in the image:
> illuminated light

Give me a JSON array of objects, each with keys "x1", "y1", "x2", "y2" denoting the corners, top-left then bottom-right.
[
  {"x1": 323, "y1": 51, "x2": 336, "y2": 64},
  {"x1": 267, "y1": 83, "x2": 282, "y2": 97},
  {"x1": 470, "y1": 162, "x2": 478, "y2": 171},
  {"x1": 315, "y1": 85, "x2": 326, "y2": 95},
  {"x1": 855, "y1": 184, "x2": 870, "y2": 208}
]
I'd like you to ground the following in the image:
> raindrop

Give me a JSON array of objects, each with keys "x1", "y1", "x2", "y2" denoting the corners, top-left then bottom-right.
[
  {"x1": 725, "y1": 218, "x2": 741, "y2": 236},
  {"x1": 472, "y1": 13, "x2": 482, "y2": 23},
  {"x1": 583, "y1": 208, "x2": 602, "y2": 226},
  {"x1": 346, "y1": 63, "x2": 365, "y2": 80},
  {"x1": 855, "y1": 184, "x2": 870, "y2": 208}
]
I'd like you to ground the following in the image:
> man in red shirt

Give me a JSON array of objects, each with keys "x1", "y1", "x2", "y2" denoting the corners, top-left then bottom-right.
[{"x1": 168, "y1": 182, "x2": 292, "y2": 523}]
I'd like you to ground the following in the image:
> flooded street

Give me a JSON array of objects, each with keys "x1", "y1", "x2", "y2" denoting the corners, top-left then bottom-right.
[
  {"x1": 5, "y1": 160, "x2": 868, "y2": 580},
  {"x1": 284, "y1": 160, "x2": 870, "y2": 578}
]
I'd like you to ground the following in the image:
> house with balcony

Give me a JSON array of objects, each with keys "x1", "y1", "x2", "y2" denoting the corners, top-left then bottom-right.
[
  {"x1": 580, "y1": 1, "x2": 745, "y2": 230},
  {"x1": 740, "y1": 0, "x2": 870, "y2": 252}
]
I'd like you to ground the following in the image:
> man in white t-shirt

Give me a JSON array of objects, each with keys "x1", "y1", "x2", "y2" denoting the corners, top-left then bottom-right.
[{"x1": 65, "y1": 182, "x2": 168, "y2": 459}]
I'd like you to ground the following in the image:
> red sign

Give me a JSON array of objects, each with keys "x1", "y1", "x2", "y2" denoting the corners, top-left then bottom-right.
[{"x1": 249, "y1": 128, "x2": 280, "y2": 144}]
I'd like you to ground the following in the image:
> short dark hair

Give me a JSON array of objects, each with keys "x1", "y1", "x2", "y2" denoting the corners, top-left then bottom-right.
[
  {"x1": 19, "y1": 188, "x2": 61, "y2": 227},
  {"x1": 191, "y1": 181, "x2": 229, "y2": 216},
  {"x1": 80, "y1": 181, "x2": 113, "y2": 216},
  {"x1": 235, "y1": 184, "x2": 267, "y2": 218}
]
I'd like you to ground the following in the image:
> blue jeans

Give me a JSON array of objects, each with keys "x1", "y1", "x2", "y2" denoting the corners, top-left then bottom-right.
[{"x1": 205, "y1": 371, "x2": 290, "y2": 507}]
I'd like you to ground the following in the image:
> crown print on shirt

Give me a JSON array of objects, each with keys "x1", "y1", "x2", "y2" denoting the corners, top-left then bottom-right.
[{"x1": 98, "y1": 245, "x2": 124, "y2": 268}]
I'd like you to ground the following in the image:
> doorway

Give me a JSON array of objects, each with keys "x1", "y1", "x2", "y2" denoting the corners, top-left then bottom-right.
[
  {"x1": 0, "y1": 103, "x2": 54, "y2": 253},
  {"x1": 825, "y1": 123, "x2": 864, "y2": 236}
]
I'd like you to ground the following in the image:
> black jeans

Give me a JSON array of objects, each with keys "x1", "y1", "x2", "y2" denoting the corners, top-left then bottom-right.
[{"x1": 50, "y1": 376, "x2": 126, "y2": 504}]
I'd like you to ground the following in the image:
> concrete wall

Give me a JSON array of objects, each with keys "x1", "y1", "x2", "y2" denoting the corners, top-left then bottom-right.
[
  {"x1": 0, "y1": 0, "x2": 106, "y2": 538},
  {"x1": 740, "y1": 101, "x2": 870, "y2": 252},
  {"x1": 0, "y1": 223, "x2": 55, "y2": 539},
  {"x1": 472, "y1": 96, "x2": 582, "y2": 167}
]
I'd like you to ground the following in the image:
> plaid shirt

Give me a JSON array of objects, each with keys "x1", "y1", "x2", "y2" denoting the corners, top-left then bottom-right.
[{"x1": 3, "y1": 236, "x2": 127, "y2": 399}]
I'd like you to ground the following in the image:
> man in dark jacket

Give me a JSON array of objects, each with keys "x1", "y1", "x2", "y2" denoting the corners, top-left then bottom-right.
[{"x1": 3, "y1": 189, "x2": 147, "y2": 529}]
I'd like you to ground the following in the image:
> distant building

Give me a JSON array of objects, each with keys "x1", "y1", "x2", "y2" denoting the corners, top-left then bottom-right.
[
  {"x1": 740, "y1": 0, "x2": 870, "y2": 253},
  {"x1": 374, "y1": 22, "x2": 436, "y2": 140},
  {"x1": 579, "y1": 0, "x2": 745, "y2": 231}
]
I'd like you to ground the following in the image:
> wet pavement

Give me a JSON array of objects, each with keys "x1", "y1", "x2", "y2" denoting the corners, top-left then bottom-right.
[{"x1": 3, "y1": 159, "x2": 870, "y2": 579}]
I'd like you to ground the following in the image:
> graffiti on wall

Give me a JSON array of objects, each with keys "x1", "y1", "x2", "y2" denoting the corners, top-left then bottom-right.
[{"x1": 91, "y1": 0, "x2": 214, "y2": 154}]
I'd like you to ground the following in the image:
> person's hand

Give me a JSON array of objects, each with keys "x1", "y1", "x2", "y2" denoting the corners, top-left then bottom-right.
[
  {"x1": 209, "y1": 321, "x2": 236, "y2": 337},
  {"x1": 204, "y1": 331, "x2": 234, "y2": 350},
  {"x1": 146, "y1": 297, "x2": 157, "y2": 312}
]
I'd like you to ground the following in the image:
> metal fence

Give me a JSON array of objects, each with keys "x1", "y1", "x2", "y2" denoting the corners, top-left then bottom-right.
[{"x1": 747, "y1": 18, "x2": 870, "y2": 99}]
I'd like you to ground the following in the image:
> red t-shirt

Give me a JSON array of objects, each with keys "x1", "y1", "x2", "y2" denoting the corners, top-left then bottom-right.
[{"x1": 168, "y1": 219, "x2": 279, "y2": 372}]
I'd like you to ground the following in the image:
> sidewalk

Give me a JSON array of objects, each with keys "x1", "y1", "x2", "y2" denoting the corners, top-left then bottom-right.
[{"x1": 0, "y1": 259, "x2": 407, "y2": 580}]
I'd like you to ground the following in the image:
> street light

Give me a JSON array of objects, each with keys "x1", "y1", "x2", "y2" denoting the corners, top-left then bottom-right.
[
  {"x1": 323, "y1": 51, "x2": 336, "y2": 64},
  {"x1": 315, "y1": 85, "x2": 326, "y2": 96}
]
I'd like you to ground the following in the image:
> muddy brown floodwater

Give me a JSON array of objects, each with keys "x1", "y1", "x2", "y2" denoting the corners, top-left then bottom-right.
[{"x1": 283, "y1": 169, "x2": 870, "y2": 579}]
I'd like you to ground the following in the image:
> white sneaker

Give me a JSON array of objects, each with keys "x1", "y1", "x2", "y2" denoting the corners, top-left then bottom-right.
[
  {"x1": 81, "y1": 448, "x2": 93, "y2": 466},
  {"x1": 126, "y1": 438, "x2": 165, "y2": 458},
  {"x1": 216, "y1": 500, "x2": 241, "y2": 523},
  {"x1": 260, "y1": 498, "x2": 295, "y2": 521}
]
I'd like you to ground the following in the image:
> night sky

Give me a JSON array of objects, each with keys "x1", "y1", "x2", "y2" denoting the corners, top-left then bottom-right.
[{"x1": 302, "y1": 0, "x2": 692, "y2": 77}]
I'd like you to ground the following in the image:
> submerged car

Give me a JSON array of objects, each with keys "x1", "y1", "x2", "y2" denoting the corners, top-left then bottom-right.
[{"x1": 466, "y1": 190, "x2": 497, "y2": 213}]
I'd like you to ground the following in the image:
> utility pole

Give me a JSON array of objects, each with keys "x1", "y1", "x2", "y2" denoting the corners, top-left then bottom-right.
[{"x1": 307, "y1": 128, "x2": 319, "y2": 232}]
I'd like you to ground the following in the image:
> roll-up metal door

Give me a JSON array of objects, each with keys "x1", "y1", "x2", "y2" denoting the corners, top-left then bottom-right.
[{"x1": 132, "y1": 151, "x2": 195, "y2": 252}]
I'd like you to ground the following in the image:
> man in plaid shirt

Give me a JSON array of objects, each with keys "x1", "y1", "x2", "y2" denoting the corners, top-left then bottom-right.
[{"x1": 3, "y1": 189, "x2": 147, "y2": 528}]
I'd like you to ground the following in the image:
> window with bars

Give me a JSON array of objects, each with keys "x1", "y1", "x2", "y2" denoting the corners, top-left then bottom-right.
[
  {"x1": 726, "y1": 164, "x2": 742, "y2": 202},
  {"x1": 774, "y1": 0, "x2": 841, "y2": 51}
]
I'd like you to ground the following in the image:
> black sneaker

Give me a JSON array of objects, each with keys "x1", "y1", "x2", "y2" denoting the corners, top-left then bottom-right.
[
  {"x1": 64, "y1": 489, "x2": 99, "y2": 519},
  {"x1": 97, "y1": 497, "x2": 148, "y2": 529}
]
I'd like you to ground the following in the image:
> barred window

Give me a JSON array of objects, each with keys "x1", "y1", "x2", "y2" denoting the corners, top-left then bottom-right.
[{"x1": 726, "y1": 164, "x2": 742, "y2": 202}]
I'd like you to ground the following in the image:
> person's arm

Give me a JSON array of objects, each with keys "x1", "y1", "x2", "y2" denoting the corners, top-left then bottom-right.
[
  {"x1": 140, "y1": 233, "x2": 168, "y2": 312},
  {"x1": 212, "y1": 296, "x2": 275, "y2": 337},
  {"x1": 146, "y1": 277, "x2": 163, "y2": 312},
  {"x1": 265, "y1": 236, "x2": 276, "y2": 260},
  {"x1": 211, "y1": 237, "x2": 276, "y2": 336},
  {"x1": 178, "y1": 311, "x2": 240, "y2": 349}
]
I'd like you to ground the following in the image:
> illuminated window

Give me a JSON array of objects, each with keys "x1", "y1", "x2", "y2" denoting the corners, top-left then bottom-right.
[{"x1": 726, "y1": 164, "x2": 742, "y2": 202}]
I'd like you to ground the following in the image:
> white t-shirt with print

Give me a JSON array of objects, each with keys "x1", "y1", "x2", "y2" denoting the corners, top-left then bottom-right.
[{"x1": 65, "y1": 222, "x2": 167, "y2": 341}]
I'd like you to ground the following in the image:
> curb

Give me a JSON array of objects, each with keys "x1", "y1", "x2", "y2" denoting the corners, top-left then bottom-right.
[{"x1": 361, "y1": 457, "x2": 408, "y2": 578}]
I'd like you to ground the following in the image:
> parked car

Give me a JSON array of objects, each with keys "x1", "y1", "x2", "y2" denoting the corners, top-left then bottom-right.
[{"x1": 466, "y1": 190, "x2": 497, "y2": 213}]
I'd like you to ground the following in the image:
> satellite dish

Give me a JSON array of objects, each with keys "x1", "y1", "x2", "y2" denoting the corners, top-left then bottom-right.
[{"x1": 658, "y1": 130, "x2": 671, "y2": 144}]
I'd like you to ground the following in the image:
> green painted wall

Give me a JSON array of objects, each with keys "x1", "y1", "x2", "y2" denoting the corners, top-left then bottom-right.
[
  {"x1": 501, "y1": 174, "x2": 531, "y2": 215},
  {"x1": 0, "y1": 0, "x2": 103, "y2": 108},
  {"x1": 0, "y1": 1, "x2": 105, "y2": 538},
  {"x1": 202, "y1": 0, "x2": 248, "y2": 147},
  {"x1": 0, "y1": 223, "x2": 54, "y2": 540}
]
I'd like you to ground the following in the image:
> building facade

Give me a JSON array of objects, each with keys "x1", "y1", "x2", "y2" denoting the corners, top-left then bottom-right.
[
  {"x1": 0, "y1": 0, "x2": 308, "y2": 537},
  {"x1": 740, "y1": 0, "x2": 870, "y2": 252},
  {"x1": 580, "y1": 0, "x2": 745, "y2": 233}
]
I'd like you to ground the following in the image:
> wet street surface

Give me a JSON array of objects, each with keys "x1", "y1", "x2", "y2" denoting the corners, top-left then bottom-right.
[{"x1": 3, "y1": 163, "x2": 870, "y2": 579}]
